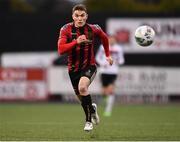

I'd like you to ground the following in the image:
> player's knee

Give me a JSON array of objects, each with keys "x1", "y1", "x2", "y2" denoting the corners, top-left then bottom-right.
[{"x1": 79, "y1": 85, "x2": 87, "y2": 95}]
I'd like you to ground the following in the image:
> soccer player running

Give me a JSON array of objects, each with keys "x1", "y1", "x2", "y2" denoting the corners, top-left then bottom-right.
[
  {"x1": 96, "y1": 35, "x2": 125, "y2": 117},
  {"x1": 57, "y1": 4, "x2": 113, "y2": 131}
]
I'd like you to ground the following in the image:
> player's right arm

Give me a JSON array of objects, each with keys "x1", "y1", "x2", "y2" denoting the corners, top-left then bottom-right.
[
  {"x1": 58, "y1": 24, "x2": 89, "y2": 55},
  {"x1": 58, "y1": 25, "x2": 77, "y2": 55}
]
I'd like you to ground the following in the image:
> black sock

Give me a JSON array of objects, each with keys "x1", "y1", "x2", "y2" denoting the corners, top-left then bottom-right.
[{"x1": 81, "y1": 95, "x2": 95, "y2": 122}]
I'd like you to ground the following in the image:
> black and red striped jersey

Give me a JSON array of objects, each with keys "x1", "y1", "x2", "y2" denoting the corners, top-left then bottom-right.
[{"x1": 58, "y1": 22, "x2": 110, "y2": 72}]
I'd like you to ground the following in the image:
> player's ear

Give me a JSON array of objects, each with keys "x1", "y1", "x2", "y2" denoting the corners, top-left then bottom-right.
[
  {"x1": 84, "y1": 13, "x2": 88, "y2": 21},
  {"x1": 72, "y1": 13, "x2": 75, "y2": 21}
]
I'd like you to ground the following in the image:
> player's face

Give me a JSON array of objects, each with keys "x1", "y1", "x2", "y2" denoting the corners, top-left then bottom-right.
[{"x1": 72, "y1": 10, "x2": 88, "y2": 27}]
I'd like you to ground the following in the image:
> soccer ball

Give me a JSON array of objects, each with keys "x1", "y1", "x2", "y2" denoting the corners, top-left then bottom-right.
[{"x1": 135, "y1": 25, "x2": 155, "y2": 46}]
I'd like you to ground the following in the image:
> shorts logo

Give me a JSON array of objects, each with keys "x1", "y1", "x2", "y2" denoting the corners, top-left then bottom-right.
[{"x1": 85, "y1": 70, "x2": 91, "y2": 77}]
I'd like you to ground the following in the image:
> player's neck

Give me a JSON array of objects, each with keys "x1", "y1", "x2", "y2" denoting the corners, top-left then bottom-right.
[{"x1": 74, "y1": 22, "x2": 86, "y2": 28}]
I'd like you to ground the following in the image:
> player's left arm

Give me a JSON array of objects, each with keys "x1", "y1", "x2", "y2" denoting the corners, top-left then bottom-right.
[{"x1": 93, "y1": 25, "x2": 113, "y2": 65}]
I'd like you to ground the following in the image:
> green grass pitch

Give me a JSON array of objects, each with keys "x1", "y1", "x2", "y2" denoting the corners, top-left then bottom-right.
[{"x1": 0, "y1": 103, "x2": 180, "y2": 141}]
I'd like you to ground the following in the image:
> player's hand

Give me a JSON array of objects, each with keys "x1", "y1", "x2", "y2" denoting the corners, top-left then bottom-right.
[
  {"x1": 106, "y1": 56, "x2": 113, "y2": 66},
  {"x1": 77, "y1": 35, "x2": 90, "y2": 44}
]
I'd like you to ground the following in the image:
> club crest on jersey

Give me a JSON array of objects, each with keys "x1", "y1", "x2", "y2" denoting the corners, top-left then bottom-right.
[{"x1": 71, "y1": 33, "x2": 77, "y2": 35}]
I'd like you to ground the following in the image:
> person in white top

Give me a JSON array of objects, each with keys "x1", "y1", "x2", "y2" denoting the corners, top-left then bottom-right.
[{"x1": 96, "y1": 35, "x2": 125, "y2": 116}]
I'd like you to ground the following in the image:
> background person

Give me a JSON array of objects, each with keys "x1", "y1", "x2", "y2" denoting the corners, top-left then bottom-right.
[{"x1": 96, "y1": 35, "x2": 125, "y2": 117}]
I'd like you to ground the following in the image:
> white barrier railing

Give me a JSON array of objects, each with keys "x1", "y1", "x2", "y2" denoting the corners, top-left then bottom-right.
[{"x1": 48, "y1": 66, "x2": 180, "y2": 96}]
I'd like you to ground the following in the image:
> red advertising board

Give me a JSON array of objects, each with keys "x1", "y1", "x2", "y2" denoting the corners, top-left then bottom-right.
[{"x1": 0, "y1": 68, "x2": 48, "y2": 101}]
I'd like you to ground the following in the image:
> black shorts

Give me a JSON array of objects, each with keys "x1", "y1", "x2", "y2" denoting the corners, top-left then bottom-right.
[
  {"x1": 69, "y1": 65, "x2": 97, "y2": 95},
  {"x1": 100, "y1": 73, "x2": 117, "y2": 87}
]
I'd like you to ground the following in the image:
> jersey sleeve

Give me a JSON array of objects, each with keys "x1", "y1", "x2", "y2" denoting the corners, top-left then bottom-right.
[
  {"x1": 92, "y1": 24, "x2": 110, "y2": 57},
  {"x1": 57, "y1": 24, "x2": 77, "y2": 55}
]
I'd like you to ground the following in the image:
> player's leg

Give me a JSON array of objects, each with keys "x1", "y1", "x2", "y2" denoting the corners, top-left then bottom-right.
[
  {"x1": 79, "y1": 76, "x2": 95, "y2": 131},
  {"x1": 79, "y1": 65, "x2": 99, "y2": 130},
  {"x1": 101, "y1": 74, "x2": 117, "y2": 117},
  {"x1": 69, "y1": 72, "x2": 82, "y2": 102},
  {"x1": 104, "y1": 84, "x2": 115, "y2": 117},
  {"x1": 79, "y1": 77, "x2": 100, "y2": 126},
  {"x1": 69, "y1": 72, "x2": 93, "y2": 131}
]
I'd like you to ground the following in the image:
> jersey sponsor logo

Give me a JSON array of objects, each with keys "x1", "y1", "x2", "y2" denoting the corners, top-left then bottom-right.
[{"x1": 85, "y1": 69, "x2": 91, "y2": 77}]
